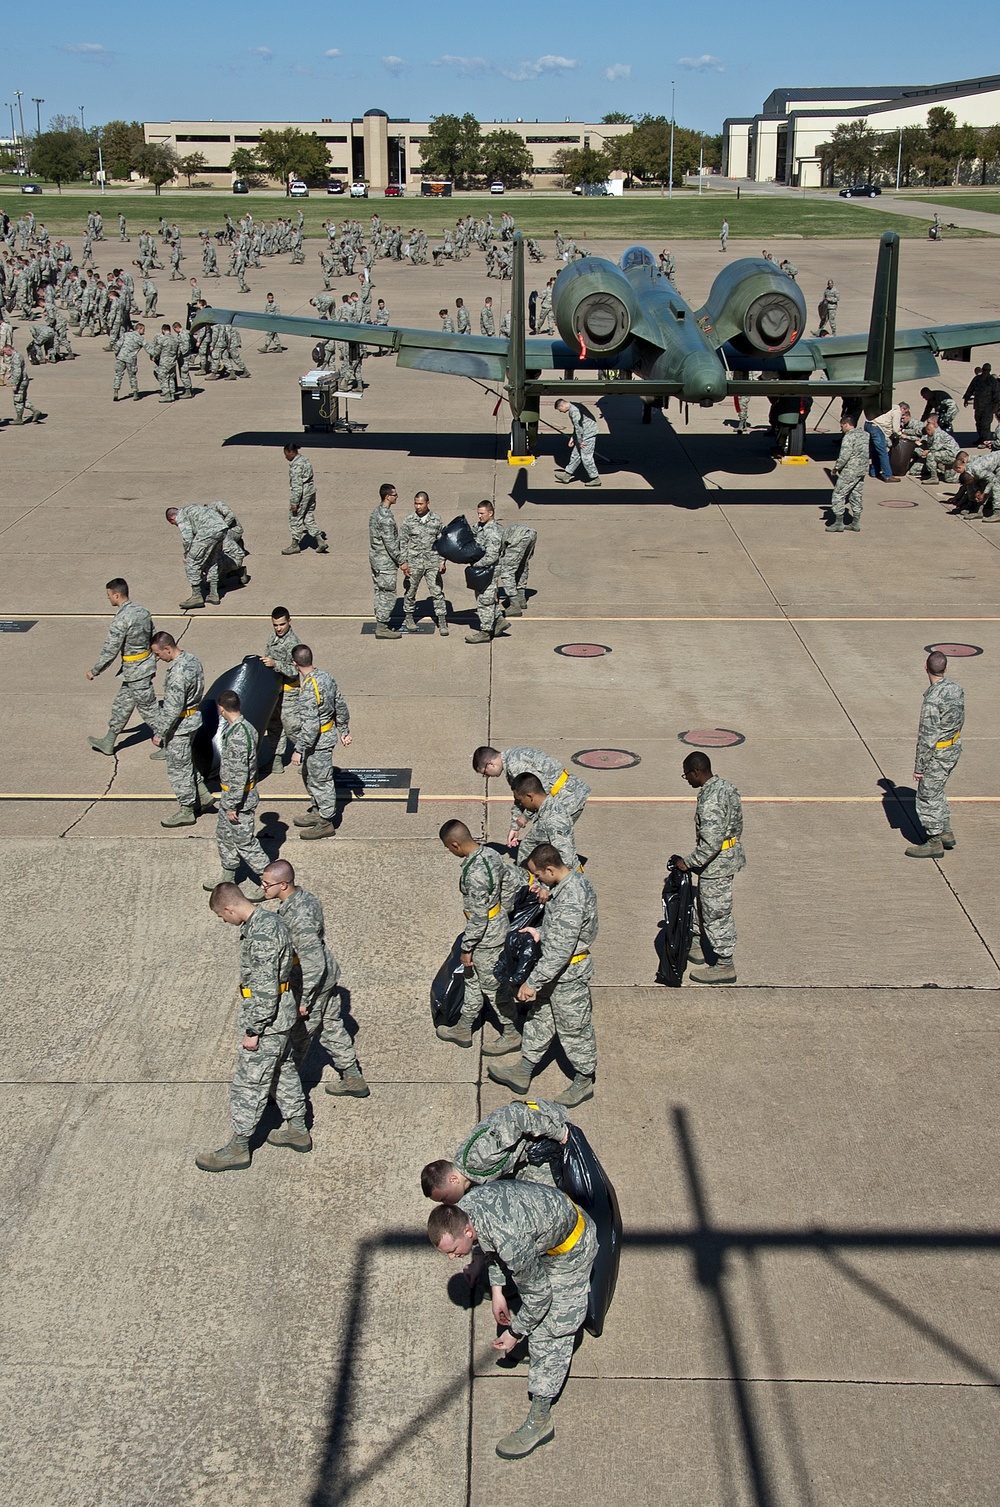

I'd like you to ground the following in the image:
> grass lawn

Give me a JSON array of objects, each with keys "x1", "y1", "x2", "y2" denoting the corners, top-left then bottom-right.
[
  {"x1": 0, "y1": 187, "x2": 987, "y2": 240},
  {"x1": 896, "y1": 191, "x2": 1000, "y2": 215}
]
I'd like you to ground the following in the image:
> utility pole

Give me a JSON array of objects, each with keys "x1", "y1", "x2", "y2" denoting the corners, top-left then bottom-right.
[
  {"x1": 668, "y1": 80, "x2": 675, "y2": 201},
  {"x1": 895, "y1": 126, "x2": 903, "y2": 191},
  {"x1": 32, "y1": 98, "x2": 43, "y2": 136},
  {"x1": 79, "y1": 105, "x2": 86, "y2": 133},
  {"x1": 698, "y1": 137, "x2": 703, "y2": 194},
  {"x1": 14, "y1": 90, "x2": 25, "y2": 167},
  {"x1": 96, "y1": 125, "x2": 105, "y2": 194}
]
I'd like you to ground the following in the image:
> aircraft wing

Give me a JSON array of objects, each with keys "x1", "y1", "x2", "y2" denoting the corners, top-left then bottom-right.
[
  {"x1": 194, "y1": 308, "x2": 586, "y2": 382},
  {"x1": 725, "y1": 322, "x2": 1000, "y2": 383}
]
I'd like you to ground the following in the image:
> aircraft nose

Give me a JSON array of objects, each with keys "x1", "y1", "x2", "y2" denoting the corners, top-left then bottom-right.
[{"x1": 680, "y1": 351, "x2": 727, "y2": 403}]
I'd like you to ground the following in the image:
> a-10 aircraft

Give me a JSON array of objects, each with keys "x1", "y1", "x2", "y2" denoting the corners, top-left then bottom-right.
[{"x1": 196, "y1": 231, "x2": 1000, "y2": 463}]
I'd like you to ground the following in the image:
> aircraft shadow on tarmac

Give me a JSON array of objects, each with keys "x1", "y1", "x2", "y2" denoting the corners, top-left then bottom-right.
[{"x1": 301, "y1": 1107, "x2": 1000, "y2": 1507}]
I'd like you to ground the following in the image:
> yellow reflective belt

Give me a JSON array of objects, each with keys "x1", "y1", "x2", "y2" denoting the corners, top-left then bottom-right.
[
  {"x1": 936, "y1": 734, "x2": 961, "y2": 749},
  {"x1": 550, "y1": 768, "x2": 569, "y2": 797},
  {"x1": 319, "y1": 720, "x2": 334, "y2": 734},
  {"x1": 569, "y1": 950, "x2": 589, "y2": 965},
  {"x1": 123, "y1": 651, "x2": 151, "y2": 662},
  {"x1": 221, "y1": 781, "x2": 256, "y2": 793},
  {"x1": 282, "y1": 681, "x2": 299, "y2": 692},
  {"x1": 241, "y1": 981, "x2": 290, "y2": 998},
  {"x1": 721, "y1": 837, "x2": 738, "y2": 850},
  {"x1": 463, "y1": 903, "x2": 502, "y2": 920},
  {"x1": 182, "y1": 707, "x2": 199, "y2": 717},
  {"x1": 547, "y1": 1204, "x2": 584, "y2": 1256}
]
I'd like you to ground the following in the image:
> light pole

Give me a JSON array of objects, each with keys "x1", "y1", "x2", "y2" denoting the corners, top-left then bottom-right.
[
  {"x1": 895, "y1": 126, "x2": 903, "y2": 191},
  {"x1": 14, "y1": 91, "x2": 25, "y2": 171},
  {"x1": 668, "y1": 80, "x2": 675, "y2": 201},
  {"x1": 79, "y1": 105, "x2": 85, "y2": 133},
  {"x1": 698, "y1": 136, "x2": 704, "y2": 195},
  {"x1": 32, "y1": 98, "x2": 43, "y2": 136},
  {"x1": 96, "y1": 125, "x2": 106, "y2": 194}
]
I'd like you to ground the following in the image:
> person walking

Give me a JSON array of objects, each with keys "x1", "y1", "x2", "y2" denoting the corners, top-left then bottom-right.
[
  {"x1": 553, "y1": 399, "x2": 601, "y2": 487},
  {"x1": 905, "y1": 651, "x2": 964, "y2": 858},
  {"x1": 672, "y1": 751, "x2": 745, "y2": 984},
  {"x1": 86, "y1": 577, "x2": 156, "y2": 755}
]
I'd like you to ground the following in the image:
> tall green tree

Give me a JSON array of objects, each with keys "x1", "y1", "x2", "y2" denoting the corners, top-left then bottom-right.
[
  {"x1": 137, "y1": 141, "x2": 179, "y2": 195},
  {"x1": 178, "y1": 151, "x2": 208, "y2": 187},
  {"x1": 30, "y1": 130, "x2": 88, "y2": 190},
  {"x1": 553, "y1": 146, "x2": 607, "y2": 188},
  {"x1": 100, "y1": 120, "x2": 145, "y2": 180},
  {"x1": 229, "y1": 146, "x2": 265, "y2": 186},
  {"x1": 479, "y1": 130, "x2": 533, "y2": 187},
  {"x1": 601, "y1": 112, "x2": 633, "y2": 125},
  {"x1": 256, "y1": 128, "x2": 330, "y2": 190},
  {"x1": 418, "y1": 113, "x2": 482, "y2": 187}
]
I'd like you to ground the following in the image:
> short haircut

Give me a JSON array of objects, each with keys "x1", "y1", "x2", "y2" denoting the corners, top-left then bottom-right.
[
  {"x1": 209, "y1": 881, "x2": 245, "y2": 913},
  {"x1": 105, "y1": 577, "x2": 129, "y2": 596},
  {"x1": 151, "y1": 631, "x2": 177, "y2": 650},
  {"x1": 283, "y1": 441, "x2": 299, "y2": 454},
  {"x1": 217, "y1": 690, "x2": 241, "y2": 713},
  {"x1": 956, "y1": 452, "x2": 969, "y2": 464},
  {"x1": 473, "y1": 745, "x2": 499, "y2": 773},
  {"x1": 271, "y1": 606, "x2": 290, "y2": 621},
  {"x1": 439, "y1": 819, "x2": 472, "y2": 844},
  {"x1": 291, "y1": 644, "x2": 313, "y2": 667},
  {"x1": 420, "y1": 1159, "x2": 458, "y2": 1197},
  {"x1": 527, "y1": 842, "x2": 563, "y2": 871},
  {"x1": 477, "y1": 499, "x2": 494, "y2": 514},
  {"x1": 379, "y1": 483, "x2": 396, "y2": 501},
  {"x1": 439, "y1": 308, "x2": 448, "y2": 317},
  {"x1": 427, "y1": 1204, "x2": 472, "y2": 1246},
  {"x1": 511, "y1": 772, "x2": 546, "y2": 797},
  {"x1": 262, "y1": 858, "x2": 295, "y2": 885},
  {"x1": 414, "y1": 491, "x2": 429, "y2": 502},
  {"x1": 554, "y1": 398, "x2": 569, "y2": 409},
  {"x1": 926, "y1": 651, "x2": 948, "y2": 675},
  {"x1": 165, "y1": 507, "x2": 178, "y2": 521},
  {"x1": 683, "y1": 751, "x2": 712, "y2": 776}
]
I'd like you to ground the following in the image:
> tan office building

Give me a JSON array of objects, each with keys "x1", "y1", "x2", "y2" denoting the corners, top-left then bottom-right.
[{"x1": 143, "y1": 110, "x2": 633, "y2": 190}]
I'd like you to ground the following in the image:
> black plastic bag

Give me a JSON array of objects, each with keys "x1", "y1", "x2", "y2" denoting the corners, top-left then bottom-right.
[
  {"x1": 434, "y1": 514, "x2": 485, "y2": 565},
  {"x1": 465, "y1": 562, "x2": 495, "y2": 594},
  {"x1": 193, "y1": 655, "x2": 283, "y2": 779},
  {"x1": 493, "y1": 887, "x2": 544, "y2": 992},
  {"x1": 655, "y1": 865, "x2": 694, "y2": 987},
  {"x1": 557, "y1": 1124, "x2": 623, "y2": 1337},
  {"x1": 430, "y1": 933, "x2": 466, "y2": 1029}
]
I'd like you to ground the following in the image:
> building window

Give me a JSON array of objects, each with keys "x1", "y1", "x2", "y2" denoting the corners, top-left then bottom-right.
[
  {"x1": 175, "y1": 134, "x2": 232, "y2": 143},
  {"x1": 234, "y1": 135, "x2": 260, "y2": 143},
  {"x1": 525, "y1": 136, "x2": 580, "y2": 144},
  {"x1": 318, "y1": 136, "x2": 348, "y2": 143}
]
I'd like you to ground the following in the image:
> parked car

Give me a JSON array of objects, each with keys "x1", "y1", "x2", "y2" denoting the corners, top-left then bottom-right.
[
  {"x1": 839, "y1": 184, "x2": 882, "y2": 198},
  {"x1": 350, "y1": 181, "x2": 368, "y2": 198},
  {"x1": 327, "y1": 179, "x2": 345, "y2": 195},
  {"x1": 20, "y1": 182, "x2": 42, "y2": 195},
  {"x1": 384, "y1": 184, "x2": 403, "y2": 197},
  {"x1": 490, "y1": 181, "x2": 505, "y2": 195},
  {"x1": 232, "y1": 179, "x2": 249, "y2": 194},
  {"x1": 289, "y1": 180, "x2": 309, "y2": 198}
]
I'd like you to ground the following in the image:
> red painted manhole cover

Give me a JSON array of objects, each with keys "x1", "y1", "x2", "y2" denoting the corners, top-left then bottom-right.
[
  {"x1": 572, "y1": 749, "x2": 640, "y2": 770},
  {"x1": 555, "y1": 643, "x2": 612, "y2": 658},
  {"x1": 878, "y1": 497, "x2": 917, "y2": 507},
  {"x1": 924, "y1": 642, "x2": 983, "y2": 657},
  {"x1": 679, "y1": 729, "x2": 746, "y2": 748}
]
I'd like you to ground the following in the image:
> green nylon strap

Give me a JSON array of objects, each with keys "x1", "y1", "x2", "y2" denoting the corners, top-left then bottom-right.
[{"x1": 458, "y1": 1126, "x2": 513, "y2": 1177}]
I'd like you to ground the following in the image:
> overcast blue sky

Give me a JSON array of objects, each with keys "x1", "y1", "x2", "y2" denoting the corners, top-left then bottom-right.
[{"x1": 2, "y1": 2, "x2": 994, "y2": 134}]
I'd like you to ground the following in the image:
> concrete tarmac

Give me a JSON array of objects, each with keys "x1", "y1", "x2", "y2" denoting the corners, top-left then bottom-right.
[{"x1": 1, "y1": 230, "x2": 999, "y2": 1506}]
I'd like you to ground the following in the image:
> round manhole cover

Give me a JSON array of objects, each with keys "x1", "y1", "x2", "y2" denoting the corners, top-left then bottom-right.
[
  {"x1": 572, "y1": 748, "x2": 640, "y2": 770},
  {"x1": 555, "y1": 643, "x2": 612, "y2": 658},
  {"x1": 878, "y1": 497, "x2": 917, "y2": 507},
  {"x1": 924, "y1": 642, "x2": 983, "y2": 657},
  {"x1": 679, "y1": 729, "x2": 746, "y2": 748}
]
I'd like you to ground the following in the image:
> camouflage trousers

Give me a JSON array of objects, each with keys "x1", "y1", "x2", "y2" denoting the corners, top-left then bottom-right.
[
  {"x1": 107, "y1": 674, "x2": 157, "y2": 736},
  {"x1": 909, "y1": 456, "x2": 958, "y2": 483},
  {"x1": 113, "y1": 356, "x2": 139, "y2": 397},
  {"x1": 696, "y1": 874, "x2": 737, "y2": 961},
  {"x1": 289, "y1": 493, "x2": 319, "y2": 543},
  {"x1": 176, "y1": 357, "x2": 193, "y2": 395},
  {"x1": 830, "y1": 473, "x2": 865, "y2": 519},
  {"x1": 216, "y1": 801, "x2": 270, "y2": 879},
  {"x1": 184, "y1": 538, "x2": 222, "y2": 592},
  {"x1": 230, "y1": 1029, "x2": 305, "y2": 1137},
  {"x1": 461, "y1": 936, "x2": 516, "y2": 1028},
  {"x1": 521, "y1": 970, "x2": 597, "y2": 1076},
  {"x1": 301, "y1": 741, "x2": 339, "y2": 819},
  {"x1": 519, "y1": 1213, "x2": 597, "y2": 1398},
  {"x1": 498, "y1": 537, "x2": 535, "y2": 598},
  {"x1": 274, "y1": 690, "x2": 300, "y2": 745},
  {"x1": 165, "y1": 725, "x2": 198, "y2": 807},
  {"x1": 11, "y1": 378, "x2": 38, "y2": 420},
  {"x1": 370, "y1": 565, "x2": 398, "y2": 625},
  {"x1": 403, "y1": 562, "x2": 447, "y2": 621},
  {"x1": 155, "y1": 360, "x2": 176, "y2": 400},
  {"x1": 476, "y1": 577, "x2": 503, "y2": 633},
  {"x1": 260, "y1": 330, "x2": 283, "y2": 351},
  {"x1": 564, "y1": 437, "x2": 598, "y2": 481},
  {"x1": 915, "y1": 748, "x2": 961, "y2": 837},
  {"x1": 289, "y1": 966, "x2": 359, "y2": 1074}
]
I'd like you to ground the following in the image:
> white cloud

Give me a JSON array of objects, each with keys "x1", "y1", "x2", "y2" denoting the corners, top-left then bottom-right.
[
  {"x1": 248, "y1": 46, "x2": 274, "y2": 60},
  {"x1": 324, "y1": 48, "x2": 342, "y2": 58},
  {"x1": 499, "y1": 54, "x2": 579, "y2": 82},
  {"x1": 677, "y1": 54, "x2": 725, "y2": 72},
  {"x1": 603, "y1": 63, "x2": 631, "y2": 82},
  {"x1": 58, "y1": 42, "x2": 112, "y2": 57},
  {"x1": 432, "y1": 55, "x2": 491, "y2": 75},
  {"x1": 381, "y1": 55, "x2": 410, "y2": 75}
]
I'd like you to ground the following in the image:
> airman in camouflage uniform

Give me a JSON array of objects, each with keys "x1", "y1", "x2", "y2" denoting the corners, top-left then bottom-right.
[
  {"x1": 489, "y1": 845, "x2": 598, "y2": 1107},
  {"x1": 86, "y1": 579, "x2": 157, "y2": 755},
  {"x1": 196, "y1": 885, "x2": 308, "y2": 1172},
  {"x1": 906, "y1": 652, "x2": 964, "y2": 858},
  {"x1": 437, "y1": 820, "x2": 520, "y2": 1053},
  {"x1": 421, "y1": 1100, "x2": 570, "y2": 1204},
  {"x1": 260, "y1": 859, "x2": 369, "y2": 1096},
  {"x1": 497, "y1": 520, "x2": 537, "y2": 615},
  {"x1": 258, "y1": 294, "x2": 287, "y2": 353},
  {"x1": 473, "y1": 743, "x2": 590, "y2": 846},
  {"x1": 261, "y1": 607, "x2": 301, "y2": 757},
  {"x1": 554, "y1": 399, "x2": 601, "y2": 486},
  {"x1": 150, "y1": 632, "x2": 214, "y2": 826},
  {"x1": 145, "y1": 323, "x2": 179, "y2": 403},
  {"x1": 112, "y1": 324, "x2": 145, "y2": 400},
  {"x1": 2, "y1": 346, "x2": 42, "y2": 423},
  {"x1": 674, "y1": 752, "x2": 745, "y2": 984},
  {"x1": 817, "y1": 280, "x2": 839, "y2": 336},
  {"x1": 466, "y1": 499, "x2": 509, "y2": 644},
  {"x1": 166, "y1": 504, "x2": 228, "y2": 609},
  {"x1": 292, "y1": 646, "x2": 352, "y2": 841},
  {"x1": 826, "y1": 414, "x2": 869, "y2": 531},
  {"x1": 919, "y1": 387, "x2": 959, "y2": 434},
  {"x1": 480, "y1": 298, "x2": 495, "y2": 336},
  {"x1": 399, "y1": 491, "x2": 448, "y2": 635},
  {"x1": 202, "y1": 692, "x2": 270, "y2": 897},
  {"x1": 428, "y1": 1180, "x2": 597, "y2": 1457},
  {"x1": 369, "y1": 483, "x2": 403, "y2": 638},
  {"x1": 282, "y1": 442, "x2": 328, "y2": 554},
  {"x1": 510, "y1": 774, "x2": 580, "y2": 870},
  {"x1": 951, "y1": 450, "x2": 1000, "y2": 518},
  {"x1": 909, "y1": 417, "x2": 960, "y2": 483}
]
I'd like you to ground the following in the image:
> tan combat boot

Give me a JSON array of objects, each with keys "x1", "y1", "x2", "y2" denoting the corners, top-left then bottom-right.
[
  {"x1": 496, "y1": 1397, "x2": 554, "y2": 1459},
  {"x1": 265, "y1": 1117, "x2": 312, "y2": 1152},
  {"x1": 195, "y1": 1134, "x2": 251, "y2": 1172}
]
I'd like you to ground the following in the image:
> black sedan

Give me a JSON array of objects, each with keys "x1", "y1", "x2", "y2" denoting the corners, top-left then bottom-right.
[{"x1": 839, "y1": 184, "x2": 882, "y2": 198}]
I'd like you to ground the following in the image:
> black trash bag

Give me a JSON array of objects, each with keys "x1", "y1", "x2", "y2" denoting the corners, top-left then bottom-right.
[
  {"x1": 193, "y1": 655, "x2": 283, "y2": 779},
  {"x1": 430, "y1": 932, "x2": 466, "y2": 1029},
  {"x1": 889, "y1": 437, "x2": 917, "y2": 477},
  {"x1": 493, "y1": 887, "x2": 544, "y2": 992},
  {"x1": 465, "y1": 562, "x2": 495, "y2": 594},
  {"x1": 557, "y1": 1124, "x2": 623, "y2": 1338},
  {"x1": 655, "y1": 865, "x2": 694, "y2": 987},
  {"x1": 434, "y1": 514, "x2": 485, "y2": 565}
]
